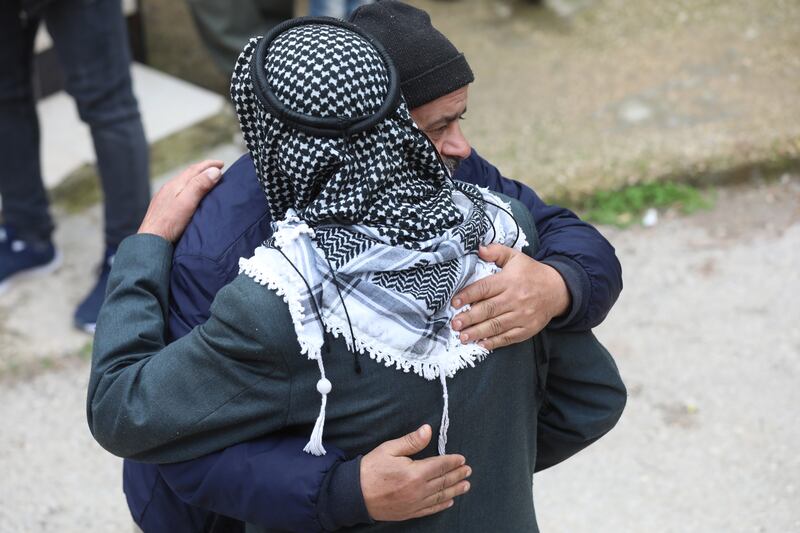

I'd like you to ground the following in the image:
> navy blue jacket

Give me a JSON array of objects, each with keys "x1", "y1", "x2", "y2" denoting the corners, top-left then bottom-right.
[{"x1": 124, "y1": 149, "x2": 623, "y2": 532}]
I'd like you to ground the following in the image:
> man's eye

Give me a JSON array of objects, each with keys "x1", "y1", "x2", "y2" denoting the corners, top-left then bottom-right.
[{"x1": 425, "y1": 127, "x2": 446, "y2": 138}]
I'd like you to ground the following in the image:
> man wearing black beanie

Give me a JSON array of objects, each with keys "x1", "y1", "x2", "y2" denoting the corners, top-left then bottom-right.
[
  {"x1": 120, "y1": 6, "x2": 625, "y2": 532},
  {"x1": 350, "y1": 1, "x2": 475, "y2": 110},
  {"x1": 351, "y1": 0, "x2": 623, "y2": 353},
  {"x1": 351, "y1": 1, "x2": 474, "y2": 177}
]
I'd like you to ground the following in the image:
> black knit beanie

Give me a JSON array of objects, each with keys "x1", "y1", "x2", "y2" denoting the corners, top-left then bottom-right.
[{"x1": 349, "y1": 1, "x2": 474, "y2": 109}]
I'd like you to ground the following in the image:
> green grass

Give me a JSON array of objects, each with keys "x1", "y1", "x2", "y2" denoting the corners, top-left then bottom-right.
[
  {"x1": 0, "y1": 340, "x2": 95, "y2": 382},
  {"x1": 580, "y1": 181, "x2": 714, "y2": 227}
]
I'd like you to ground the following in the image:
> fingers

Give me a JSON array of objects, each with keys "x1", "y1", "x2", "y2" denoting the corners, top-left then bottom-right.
[
  {"x1": 176, "y1": 160, "x2": 224, "y2": 188},
  {"x1": 451, "y1": 295, "x2": 510, "y2": 334},
  {"x1": 416, "y1": 453, "x2": 466, "y2": 480},
  {"x1": 420, "y1": 479, "x2": 471, "y2": 509},
  {"x1": 478, "y1": 244, "x2": 517, "y2": 267},
  {"x1": 360, "y1": 441, "x2": 471, "y2": 522},
  {"x1": 410, "y1": 499, "x2": 455, "y2": 519},
  {"x1": 179, "y1": 166, "x2": 223, "y2": 207},
  {"x1": 381, "y1": 425, "x2": 432, "y2": 457},
  {"x1": 456, "y1": 311, "x2": 518, "y2": 345},
  {"x1": 137, "y1": 160, "x2": 225, "y2": 242},
  {"x1": 451, "y1": 274, "x2": 503, "y2": 309},
  {"x1": 477, "y1": 326, "x2": 530, "y2": 351},
  {"x1": 425, "y1": 464, "x2": 471, "y2": 493},
  {"x1": 409, "y1": 466, "x2": 472, "y2": 519}
]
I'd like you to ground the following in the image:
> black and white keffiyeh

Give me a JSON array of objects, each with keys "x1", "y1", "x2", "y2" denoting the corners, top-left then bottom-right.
[{"x1": 231, "y1": 19, "x2": 527, "y2": 455}]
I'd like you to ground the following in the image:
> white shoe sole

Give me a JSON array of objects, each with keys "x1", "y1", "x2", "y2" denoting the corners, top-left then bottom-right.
[{"x1": 0, "y1": 250, "x2": 63, "y2": 298}]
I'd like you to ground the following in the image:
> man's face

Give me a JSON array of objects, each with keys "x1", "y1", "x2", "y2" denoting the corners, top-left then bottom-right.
[{"x1": 409, "y1": 86, "x2": 471, "y2": 174}]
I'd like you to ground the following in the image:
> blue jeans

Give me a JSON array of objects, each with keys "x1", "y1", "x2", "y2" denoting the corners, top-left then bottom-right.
[
  {"x1": 0, "y1": 0, "x2": 149, "y2": 246},
  {"x1": 308, "y1": 0, "x2": 372, "y2": 19}
]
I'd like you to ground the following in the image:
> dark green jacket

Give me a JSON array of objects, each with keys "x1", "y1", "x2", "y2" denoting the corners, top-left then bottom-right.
[{"x1": 87, "y1": 198, "x2": 625, "y2": 532}]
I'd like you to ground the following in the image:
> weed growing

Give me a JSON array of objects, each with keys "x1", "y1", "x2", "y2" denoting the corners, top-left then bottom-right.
[{"x1": 581, "y1": 181, "x2": 714, "y2": 227}]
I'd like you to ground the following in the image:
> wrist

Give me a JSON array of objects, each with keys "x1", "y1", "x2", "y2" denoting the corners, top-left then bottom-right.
[
  {"x1": 539, "y1": 254, "x2": 588, "y2": 330},
  {"x1": 137, "y1": 221, "x2": 178, "y2": 242},
  {"x1": 318, "y1": 456, "x2": 373, "y2": 531},
  {"x1": 541, "y1": 263, "x2": 570, "y2": 319}
]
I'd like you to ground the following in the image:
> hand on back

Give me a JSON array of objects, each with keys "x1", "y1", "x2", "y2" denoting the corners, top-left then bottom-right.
[
  {"x1": 138, "y1": 160, "x2": 224, "y2": 243},
  {"x1": 450, "y1": 244, "x2": 571, "y2": 350},
  {"x1": 361, "y1": 425, "x2": 472, "y2": 521}
]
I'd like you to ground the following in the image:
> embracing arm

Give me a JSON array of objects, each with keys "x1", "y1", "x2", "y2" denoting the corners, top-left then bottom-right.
[
  {"x1": 105, "y1": 161, "x2": 471, "y2": 530},
  {"x1": 157, "y1": 423, "x2": 466, "y2": 531},
  {"x1": 158, "y1": 434, "x2": 369, "y2": 532},
  {"x1": 87, "y1": 161, "x2": 292, "y2": 462},
  {"x1": 154, "y1": 294, "x2": 469, "y2": 529},
  {"x1": 454, "y1": 149, "x2": 622, "y2": 331},
  {"x1": 492, "y1": 198, "x2": 627, "y2": 471},
  {"x1": 86, "y1": 234, "x2": 292, "y2": 463},
  {"x1": 534, "y1": 330, "x2": 627, "y2": 471}
]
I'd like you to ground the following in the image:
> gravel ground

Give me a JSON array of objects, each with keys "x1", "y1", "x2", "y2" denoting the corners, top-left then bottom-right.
[{"x1": 0, "y1": 175, "x2": 798, "y2": 532}]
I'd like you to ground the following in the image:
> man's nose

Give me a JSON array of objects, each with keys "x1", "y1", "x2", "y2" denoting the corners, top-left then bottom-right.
[{"x1": 440, "y1": 122, "x2": 471, "y2": 160}]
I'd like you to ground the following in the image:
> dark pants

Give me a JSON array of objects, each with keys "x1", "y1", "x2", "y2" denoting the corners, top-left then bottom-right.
[
  {"x1": 186, "y1": 0, "x2": 293, "y2": 76},
  {"x1": 0, "y1": 0, "x2": 150, "y2": 246}
]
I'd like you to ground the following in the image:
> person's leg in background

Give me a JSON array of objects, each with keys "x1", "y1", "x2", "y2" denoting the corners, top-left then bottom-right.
[
  {"x1": 186, "y1": 0, "x2": 293, "y2": 77},
  {"x1": 309, "y1": 0, "x2": 346, "y2": 18},
  {"x1": 43, "y1": 0, "x2": 150, "y2": 331},
  {"x1": 308, "y1": 0, "x2": 372, "y2": 20},
  {"x1": 0, "y1": 0, "x2": 60, "y2": 295}
]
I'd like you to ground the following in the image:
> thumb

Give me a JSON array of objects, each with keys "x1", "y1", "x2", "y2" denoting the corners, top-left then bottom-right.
[
  {"x1": 479, "y1": 243, "x2": 515, "y2": 268},
  {"x1": 383, "y1": 425, "x2": 432, "y2": 456}
]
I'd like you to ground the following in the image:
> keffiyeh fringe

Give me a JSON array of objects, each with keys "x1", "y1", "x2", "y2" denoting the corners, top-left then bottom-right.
[{"x1": 239, "y1": 190, "x2": 526, "y2": 455}]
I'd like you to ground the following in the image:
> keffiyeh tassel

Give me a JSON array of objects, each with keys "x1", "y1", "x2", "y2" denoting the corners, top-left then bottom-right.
[
  {"x1": 304, "y1": 356, "x2": 332, "y2": 456},
  {"x1": 438, "y1": 371, "x2": 450, "y2": 455}
]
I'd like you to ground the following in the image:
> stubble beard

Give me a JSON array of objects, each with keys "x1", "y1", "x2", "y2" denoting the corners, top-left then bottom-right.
[{"x1": 442, "y1": 156, "x2": 462, "y2": 175}]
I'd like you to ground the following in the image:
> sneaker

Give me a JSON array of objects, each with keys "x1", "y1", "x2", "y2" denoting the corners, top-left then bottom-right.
[
  {"x1": 74, "y1": 246, "x2": 116, "y2": 334},
  {"x1": 0, "y1": 228, "x2": 61, "y2": 297}
]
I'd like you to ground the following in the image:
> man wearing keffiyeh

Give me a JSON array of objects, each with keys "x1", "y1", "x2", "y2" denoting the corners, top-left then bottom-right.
[
  {"x1": 230, "y1": 22, "x2": 530, "y2": 456},
  {"x1": 88, "y1": 15, "x2": 625, "y2": 533}
]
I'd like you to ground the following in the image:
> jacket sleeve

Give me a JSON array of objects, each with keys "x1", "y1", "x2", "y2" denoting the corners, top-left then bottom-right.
[
  {"x1": 87, "y1": 234, "x2": 292, "y2": 464},
  {"x1": 168, "y1": 252, "x2": 229, "y2": 340},
  {"x1": 534, "y1": 329, "x2": 627, "y2": 472},
  {"x1": 507, "y1": 198, "x2": 627, "y2": 472},
  {"x1": 454, "y1": 150, "x2": 623, "y2": 330},
  {"x1": 158, "y1": 435, "x2": 371, "y2": 532}
]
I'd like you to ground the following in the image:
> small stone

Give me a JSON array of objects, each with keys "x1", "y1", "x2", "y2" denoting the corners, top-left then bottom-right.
[
  {"x1": 642, "y1": 208, "x2": 659, "y2": 227},
  {"x1": 619, "y1": 99, "x2": 653, "y2": 124}
]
